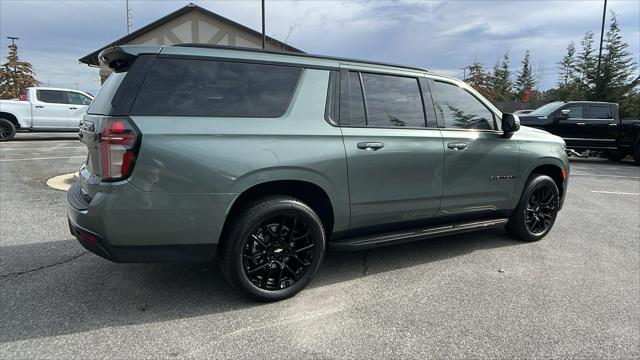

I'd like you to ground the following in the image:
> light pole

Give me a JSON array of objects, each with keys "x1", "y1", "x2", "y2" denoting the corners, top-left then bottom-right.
[
  {"x1": 595, "y1": 0, "x2": 608, "y2": 100},
  {"x1": 261, "y1": 0, "x2": 266, "y2": 49}
]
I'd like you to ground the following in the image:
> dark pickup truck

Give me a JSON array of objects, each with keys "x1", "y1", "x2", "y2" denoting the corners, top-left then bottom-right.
[{"x1": 518, "y1": 101, "x2": 640, "y2": 164}]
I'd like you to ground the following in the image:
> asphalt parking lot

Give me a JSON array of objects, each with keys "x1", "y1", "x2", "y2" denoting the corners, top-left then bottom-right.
[{"x1": 1, "y1": 133, "x2": 638, "y2": 359}]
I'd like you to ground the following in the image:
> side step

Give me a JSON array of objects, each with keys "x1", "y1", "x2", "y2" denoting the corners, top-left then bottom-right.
[{"x1": 330, "y1": 218, "x2": 509, "y2": 251}]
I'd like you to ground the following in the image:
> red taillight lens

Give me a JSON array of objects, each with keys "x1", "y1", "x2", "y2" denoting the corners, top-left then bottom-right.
[
  {"x1": 19, "y1": 95, "x2": 27, "y2": 101},
  {"x1": 100, "y1": 117, "x2": 140, "y2": 181}
]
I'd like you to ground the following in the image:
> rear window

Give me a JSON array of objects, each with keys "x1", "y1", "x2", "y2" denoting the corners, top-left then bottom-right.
[
  {"x1": 131, "y1": 58, "x2": 302, "y2": 117},
  {"x1": 87, "y1": 72, "x2": 127, "y2": 115},
  {"x1": 587, "y1": 105, "x2": 613, "y2": 119},
  {"x1": 37, "y1": 90, "x2": 68, "y2": 104}
]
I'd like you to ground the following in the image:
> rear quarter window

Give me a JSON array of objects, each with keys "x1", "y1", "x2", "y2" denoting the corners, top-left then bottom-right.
[{"x1": 131, "y1": 58, "x2": 302, "y2": 117}]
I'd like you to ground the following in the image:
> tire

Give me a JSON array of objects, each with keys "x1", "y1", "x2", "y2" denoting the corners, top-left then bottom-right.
[
  {"x1": 220, "y1": 195, "x2": 325, "y2": 302},
  {"x1": 506, "y1": 174, "x2": 560, "y2": 242},
  {"x1": 606, "y1": 151, "x2": 625, "y2": 162},
  {"x1": 0, "y1": 118, "x2": 16, "y2": 142}
]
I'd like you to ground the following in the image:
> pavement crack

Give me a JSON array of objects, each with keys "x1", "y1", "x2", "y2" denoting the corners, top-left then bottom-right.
[
  {"x1": 361, "y1": 250, "x2": 370, "y2": 276},
  {"x1": 0, "y1": 251, "x2": 89, "y2": 279}
]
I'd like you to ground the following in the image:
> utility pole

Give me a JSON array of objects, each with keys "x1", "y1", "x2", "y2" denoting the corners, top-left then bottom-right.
[
  {"x1": 7, "y1": 36, "x2": 18, "y2": 46},
  {"x1": 125, "y1": 0, "x2": 133, "y2": 34},
  {"x1": 595, "y1": 0, "x2": 607, "y2": 100},
  {"x1": 460, "y1": 67, "x2": 467, "y2": 80},
  {"x1": 261, "y1": 0, "x2": 266, "y2": 49}
]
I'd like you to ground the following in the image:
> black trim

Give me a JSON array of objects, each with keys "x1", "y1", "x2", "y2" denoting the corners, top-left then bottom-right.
[
  {"x1": 68, "y1": 217, "x2": 216, "y2": 263},
  {"x1": 331, "y1": 218, "x2": 509, "y2": 251},
  {"x1": 173, "y1": 43, "x2": 431, "y2": 74},
  {"x1": 157, "y1": 53, "x2": 337, "y2": 71},
  {"x1": 324, "y1": 70, "x2": 339, "y2": 126},
  {"x1": 67, "y1": 182, "x2": 90, "y2": 211}
]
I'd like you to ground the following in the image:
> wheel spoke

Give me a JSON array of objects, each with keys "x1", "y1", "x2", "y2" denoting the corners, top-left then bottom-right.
[
  {"x1": 246, "y1": 262, "x2": 269, "y2": 275},
  {"x1": 292, "y1": 228, "x2": 310, "y2": 241},
  {"x1": 295, "y1": 243, "x2": 315, "y2": 253}
]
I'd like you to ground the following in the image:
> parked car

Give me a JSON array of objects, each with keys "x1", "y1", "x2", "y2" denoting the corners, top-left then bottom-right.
[
  {"x1": 0, "y1": 87, "x2": 94, "y2": 141},
  {"x1": 519, "y1": 101, "x2": 640, "y2": 164},
  {"x1": 513, "y1": 109, "x2": 534, "y2": 115},
  {"x1": 68, "y1": 44, "x2": 570, "y2": 301}
]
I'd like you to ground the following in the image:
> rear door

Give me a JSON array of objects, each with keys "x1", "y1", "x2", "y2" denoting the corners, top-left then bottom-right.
[
  {"x1": 339, "y1": 68, "x2": 445, "y2": 229},
  {"x1": 31, "y1": 90, "x2": 69, "y2": 128},
  {"x1": 65, "y1": 91, "x2": 93, "y2": 129},
  {"x1": 431, "y1": 79, "x2": 519, "y2": 214},
  {"x1": 583, "y1": 103, "x2": 618, "y2": 146}
]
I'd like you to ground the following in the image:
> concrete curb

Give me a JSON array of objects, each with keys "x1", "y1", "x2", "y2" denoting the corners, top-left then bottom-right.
[{"x1": 46, "y1": 173, "x2": 78, "y2": 191}]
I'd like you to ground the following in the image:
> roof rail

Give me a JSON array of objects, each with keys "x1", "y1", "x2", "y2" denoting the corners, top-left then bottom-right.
[{"x1": 172, "y1": 43, "x2": 431, "y2": 73}]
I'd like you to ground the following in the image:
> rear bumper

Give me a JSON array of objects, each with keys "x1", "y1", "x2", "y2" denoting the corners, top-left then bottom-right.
[{"x1": 67, "y1": 181, "x2": 220, "y2": 263}]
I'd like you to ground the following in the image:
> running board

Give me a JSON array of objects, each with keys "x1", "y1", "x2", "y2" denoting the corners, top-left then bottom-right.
[{"x1": 330, "y1": 218, "x2": 509, "y2": 251}]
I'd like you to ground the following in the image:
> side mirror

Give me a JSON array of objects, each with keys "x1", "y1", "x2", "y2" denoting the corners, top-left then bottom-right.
[
  {"x1": 502, "y1": 113, "x2": 520, "y2": 135},
  {"x1": 556, "y1": 109, "x2": 570, "y2": 121}
]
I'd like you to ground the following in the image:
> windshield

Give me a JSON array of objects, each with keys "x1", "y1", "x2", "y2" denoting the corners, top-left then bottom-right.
[{"x1": 529, "y1": 102, "x2": 564, "y2": 116}]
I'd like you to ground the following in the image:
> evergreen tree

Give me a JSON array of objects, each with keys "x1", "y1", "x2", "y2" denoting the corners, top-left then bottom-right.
[
  {"x1": 555, "y1": 42, "x2": 578, "y2": 100},
  {"x1": 0, "y1": 43, "x2": 39, "y2": 99},
  {"x1": 491, "y1": 51, "x2": 513, "y2": 101},
  {"x1": 574, "y1": 31, "x2": 597, "y2": 99},
  {"x1": 596, "y1": 12, "x2": 638, "y2": 102},
  {"x1": 515, "y1": 50, "x2": 536, "y2": 101},
  {"x1": 464, "y1": 58, "x2": 494, "y2": 99}
]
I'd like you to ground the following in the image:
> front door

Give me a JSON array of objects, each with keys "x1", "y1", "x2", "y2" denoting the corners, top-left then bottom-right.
[
  {"x1": 339, "y1": 70, "x2": 445, "y2": 229},
  {"x1": 66, "y1": 91, "x2": 93, "y2": 129},
  {"x1": 431, "y1": 79, "x2": 519, "y2": 215}
]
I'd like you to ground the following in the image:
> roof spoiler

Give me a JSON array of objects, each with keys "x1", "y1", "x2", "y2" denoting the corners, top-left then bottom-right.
[{"x1": 98, "y1": 45, "x2": 161, "y2": 72}]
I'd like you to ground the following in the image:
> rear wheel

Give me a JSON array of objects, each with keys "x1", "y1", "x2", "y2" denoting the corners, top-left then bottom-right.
[
  {"x1": 220, "y1": 195, "x2": 325, "y2": 302},
  {"x1": 606, "y1": 151, "x2": 625, "y2": 162},
  {"x1": 0, "y1": 118, "x2": 16, "y2": 141},
  {"x1": 506, "y1": 174, "x2": 560, "y2": 242}
]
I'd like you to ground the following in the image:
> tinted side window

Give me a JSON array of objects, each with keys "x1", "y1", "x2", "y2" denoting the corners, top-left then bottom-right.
[
  {"x1": 67, "y1": 92, "x2": 92, "y2": 105},
  {"x1": 361, "y1": 73, "x2": 425, "y2": 127},
  {"x1": 586, "y1": 105, "x2": 612, "y2": 119},
  {"x1": 37, "y1": 90, "x2": 68, "y2": 104},
  {"x1": 564, "y1": 105, "x2": 584, "y2": 119},
  {"x1": 433, "y1": 81, "x2": 494, "y2": 130},
  {"x1": 339, "y1": 71, "x2": 366, "y2": 126},
  {"x1": 132, "y1": 58, "x2": 302, "y2": 117}
]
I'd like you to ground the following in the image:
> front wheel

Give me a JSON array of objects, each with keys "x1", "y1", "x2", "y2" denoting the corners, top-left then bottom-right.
[
  {"x1": 0, "y1": 118, "x2": 16, "y2": 141},
  {"x1": 220, "y1": 195, "x2": 325, "y2": 302},
  {"x1": 506, "y1": 174, "x2": 560, "y2": 242}
]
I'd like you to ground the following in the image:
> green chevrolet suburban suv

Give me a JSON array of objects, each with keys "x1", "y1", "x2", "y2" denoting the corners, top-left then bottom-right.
[{"x1": 68, "y1": 44, "x2": 569, "y2": 301}]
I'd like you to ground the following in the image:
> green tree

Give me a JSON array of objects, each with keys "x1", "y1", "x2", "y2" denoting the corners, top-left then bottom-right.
[
  {"x1": 0, "y1": 43, "x2": 39, "y2": 99},
  {"x1": 555, "y1": 42, "x2": 578, "y2": 100},
  {"x1": 596, "y1": 12, "x2": 638, "y2": 103},
  {"x1": 574, "y1": 31, "x2": 598, "y2": 99},
  {"x1": 464, "y1": 58, "x2": 494, "y2": 99},
  {"x1": 515, "y1": 50, "x2": 536, "y2": 101},
  {"x1": 491, "y1": 51, "x2": 513, "y2": 101}
]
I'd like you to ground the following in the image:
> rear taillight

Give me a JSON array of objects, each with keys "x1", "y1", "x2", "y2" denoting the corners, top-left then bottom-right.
[
  {"x1": 99, "y1": 117, "x2": 140, "y2": 181},
  {"x1": 19, "y1": 95, "x2": 27, "y2": 101}
]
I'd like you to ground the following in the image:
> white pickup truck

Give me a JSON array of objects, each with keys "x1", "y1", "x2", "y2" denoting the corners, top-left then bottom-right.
[{"x1": 0, "y1": 87, "x2": 94, "y2": 141}]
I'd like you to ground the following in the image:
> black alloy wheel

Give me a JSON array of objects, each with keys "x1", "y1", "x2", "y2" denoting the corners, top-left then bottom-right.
[
  {"x1": 506, "y1": 174, "x2": 560, "y2": 242},
  {"x1": 220, "y1": 195, "x2": 325, "y2": 301},
  {"x1": 0, "y1": 118, "x2": 16, "y2": 141},
  {"x1": 242, "y1": 214, "x2": 316, "y2": 291},
  {"x1": 524, "y1": 184, "x2": 557, "y2": 235}
]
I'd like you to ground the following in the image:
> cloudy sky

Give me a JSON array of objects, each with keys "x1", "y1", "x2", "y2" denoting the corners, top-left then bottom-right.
[{"x1": 1, "y1": 0, "x2": 638, "y2": 95}]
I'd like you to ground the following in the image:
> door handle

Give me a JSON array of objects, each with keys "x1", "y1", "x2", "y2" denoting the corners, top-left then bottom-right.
[
  {"x1": 576, "y1": 122, "x2": 586, "y2": 126},
  {"x1": 357, "y1": 142, "x2": 384, "y2": 151},
  {"x1": 69, "y1": 107, "x2": 78, "y2": 110},
  {"x1": 35, "y1": 105, "x2": 44, "y2": 108},
  {"x1": 447, "y1": 142, "x2": 468, "y2": 150}
]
